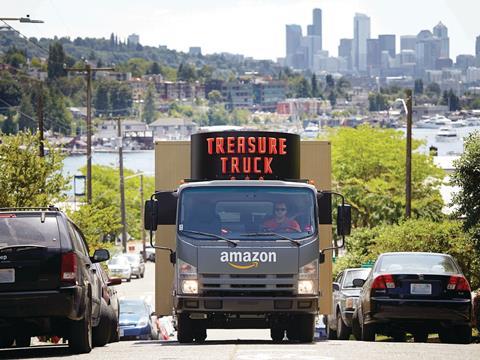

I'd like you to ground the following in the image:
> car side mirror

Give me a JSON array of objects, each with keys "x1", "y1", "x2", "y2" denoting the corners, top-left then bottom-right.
[
  {"x1": 107, "y1": 277, "x2": 122, "y2": 286},
  {"x1": 352, "y1": 278, "x2": 365, "y2": 288},
  {"x1": 91, "y1": 249, "x2": 110, "y2": 263},
  {"x1": 337, "y1": 204, "x2": 351, "y2": 236},
  {"x1": 333, "y1": 282, "x2": 340, "y2": 291}
]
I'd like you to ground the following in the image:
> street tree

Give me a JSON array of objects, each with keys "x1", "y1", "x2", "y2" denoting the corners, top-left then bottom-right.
[
  {"x1": 1, "y1": 111, "x2": 16, "y2": 134},
  {"x1": 328, "y1": 125, "x2": 445, "y2": 228},
  {"x1": 142, "y1": 84, "x2": 157, "y2": 124},
  {"x1": 0, "y1": 72, "x2": 22, "y2": 114},
  {"x1": 47, "y1": 42, "x2": 67, "y2": 80},
  {"x1": 0, "y1": 132, "x2": 69, "y2": 207},
  {"x1": 452, "y1": 131, "x2": 480, "y2": 250}
]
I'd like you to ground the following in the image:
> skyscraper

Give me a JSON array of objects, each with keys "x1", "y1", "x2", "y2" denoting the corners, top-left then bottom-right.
[
  {"x1": 379, "y1": 35, "x2": 396, "y2": 58},
  {"x1": 433, "y1": 22, "x2": 449, "y2": 59},
  {"x1": 367, "y1": 39, "x2": 380, "y2": 70},
  {"x1": 416, "y1": 30, "x2": 441, "y2": 71},
  {"x1": 338, "y1": 39, "x2": 353, "y2": 70},
  {"x1": 286, "y1": 25, "x2": 302, "y2": 67},
  {"x1": 401, "y1": 35, "x2": 417, "y2": 51},
  {"x1": 312, "y1": 8, "x2": 323, "y2": 50},
  {"x1": 353, "y1": 13, "x2": 371, "y2": 72}
]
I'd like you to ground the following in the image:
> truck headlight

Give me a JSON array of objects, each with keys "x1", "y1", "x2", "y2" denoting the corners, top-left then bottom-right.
[
  {"x1": 299, "y1": 260, "x2": 318, "y2": 280},
  {"x1": 298, "y1": 280, "x2": 315, "y2": 294},
  {"x1": 181, "y1": 280, "x2": 198, "y2": 294}
]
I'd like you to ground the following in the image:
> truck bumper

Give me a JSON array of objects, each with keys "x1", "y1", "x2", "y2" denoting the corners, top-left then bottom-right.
[{"x1": 176, "y1": 295, "x2": 318, "y2": 314}]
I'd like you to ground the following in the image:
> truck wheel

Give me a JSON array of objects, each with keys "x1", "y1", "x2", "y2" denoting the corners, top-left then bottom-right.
[
  {"x1": 270, "y1": 327, "x2": 284, "y2": 342},
  {"x1": 451, "y1": 325, "x2": 471, "y2": 344},
  {"x1": 297, "y1": 314, "x2": 315, "y2": 343},
  {"x1": 93, "y1": 301, "x2": 111, "y2": 347},
  {"x1": 286, "y1": 326, "x2": 299, "y2": 341},
  {"x1": 360, "y1": 321, "x2": 375, "y2": 342},
  {"x1": 413, "y1": 330, "x2": 428, "y2": 343},
  {"x1": 15, "y1": 336, "x2": 31, "y2": 347},
  {"x1": 69, "y1": 300, "x2": 93, "y2": 354},
  {"x1": 0, "y1": 336, "x2": 14, "y2": 348},
  {"x1": 336, "y1": 312, "x2": 351, "y2": 340},
  {"x1": 194, "y1": 324, "x2": 207, "y2": 343},
  {"x1": 176, "y1": 314, "x2": 194, "y2": 343}
]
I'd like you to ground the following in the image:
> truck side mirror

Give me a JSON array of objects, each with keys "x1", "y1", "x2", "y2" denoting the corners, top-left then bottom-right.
[
  {"x1": 144, "y1": 200, "x2": 159, "y2": 231},
  {"x1": 317, "y1": 192, "x2": 332, "y2": 225},
  {"x1": 155, "y1": 191, "x2": 178, "y2": 225},
  {"x1": 337, "y1": 204, "x2": 351, "y2": 236}
]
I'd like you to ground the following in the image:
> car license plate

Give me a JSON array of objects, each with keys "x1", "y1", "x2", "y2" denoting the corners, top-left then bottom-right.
[
  {"x1": 0, "y1": 268, "x2": 15, "y2": 283},
  {"x1": 411, "y1": 283, "x2": 431, "y2": 295},
  {"x1": 119, "y1": 328, "x2": 124, "y2": 337}
]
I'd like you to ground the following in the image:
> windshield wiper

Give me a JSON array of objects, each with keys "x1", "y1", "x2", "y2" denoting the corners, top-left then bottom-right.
[
  {"x1": 240, "y1": 232, "x2": 301, "y2": 247},
  {"x1": 180, "y1": 230, "x2": 238, "y2": 247}
]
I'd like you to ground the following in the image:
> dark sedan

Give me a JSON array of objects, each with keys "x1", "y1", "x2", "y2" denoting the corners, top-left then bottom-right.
[
  {"x1": 327, "y1": 268, "x2": 371, "y2": 339},
  {"x1": 352, "y1": 252, "x2": 472, "y2": 344}
]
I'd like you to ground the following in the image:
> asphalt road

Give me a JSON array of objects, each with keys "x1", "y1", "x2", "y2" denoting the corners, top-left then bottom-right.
[{"x1": 2, "y1": 262, "x2": 480, "y2": 360}]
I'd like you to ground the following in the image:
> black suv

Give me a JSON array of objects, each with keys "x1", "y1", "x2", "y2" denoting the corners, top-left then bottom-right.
[{"x1": 0, "y1": 207, "x2": 110, "y2": 353}]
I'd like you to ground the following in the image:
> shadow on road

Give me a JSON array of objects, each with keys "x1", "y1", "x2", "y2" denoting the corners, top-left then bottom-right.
[
  {"x1": 0, "y1": 344, "x2": 72, "y2": 359},
  {"x1": 130, "y1": 339, "x2": 318, "y2": 347}
]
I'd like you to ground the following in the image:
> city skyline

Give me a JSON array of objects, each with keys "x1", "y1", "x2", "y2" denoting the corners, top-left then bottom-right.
[{"x1": 1, "y1": 0, "x2": 480, "y2": 60}]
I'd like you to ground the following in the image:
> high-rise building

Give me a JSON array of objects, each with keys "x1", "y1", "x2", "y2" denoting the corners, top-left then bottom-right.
[
  {"x1": 456, "y1": 54, "x2": 476, "y2": 71},
  {"x1": 367, "y1": 39, "x2": 380, "y2": 70},
  {"x1": 400, "y1": 35, "x2": 416, "y2": 51},
  {"x1": 433, "y1": 22, "x2": 449, "y2": 59},
  {"x1": 353, "y1": 13, "x2": 371, "y2": 72},
  {"x1": 416, "y1": 30, "x2": 441, "y2": 71},
  {"x1": 476, "y1": 35, "x2": 480, "y2": 58},
  {"x1": 338, "y1": 39, "x2": 353, "y2": 70},
  {"x1": 286, "y1": 25, "x2": 303, "y2": 67},
  {"x1": 379, "y1": 35, "x2": 396, "y2": 58},
  {"x1": 312, "y1": 8, "x2": 323, "y2": 50}
]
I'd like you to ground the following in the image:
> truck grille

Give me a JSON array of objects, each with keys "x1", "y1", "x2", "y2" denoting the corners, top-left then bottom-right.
[{"x1": 200, "y1": 274, "x2": 296, "y2": 296}]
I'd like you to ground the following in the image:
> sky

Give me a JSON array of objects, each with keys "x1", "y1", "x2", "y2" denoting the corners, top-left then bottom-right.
[{"x1": 1, "y1": 0, "x2": 479, "y2": 60}]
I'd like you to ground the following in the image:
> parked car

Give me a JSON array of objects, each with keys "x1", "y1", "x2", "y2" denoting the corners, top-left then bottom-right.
[
  {"x1": 107, "y1": 255, "x2": 132, "y2": 281},
  {"x1": 0, "y1": 207, "x2": 110, "y2": 353},
  {"x1": 119, "y1": 298, "x2": 158, "y2": 340},
  {"x1": 352, "y1": 252, "x2": 472, "y2": 344},
  {"x1": 92, "y1": 263, "x2": 122, "y2": 344},
  {"x1": 326, "y1": 267, "x2": 371, "y2": 339},
  {"x1": 126, "y1": 253, "x2": 145, "y2": 278}
]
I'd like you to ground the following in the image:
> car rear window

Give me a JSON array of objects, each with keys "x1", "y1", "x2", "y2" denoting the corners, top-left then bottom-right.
[
  {"x1": 0, "y1": 215, "x2": 60, "y2": 248},
  {"x1": 376, "y1": 254, "x2": 458, "y2": 274}
]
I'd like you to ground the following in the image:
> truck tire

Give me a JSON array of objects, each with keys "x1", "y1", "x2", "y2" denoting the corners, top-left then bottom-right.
[
  {"x1": 270, "y1": 327, "x2": 284, "y2": 342},
  {"x1": 336, "y1": 311, "x2": 351, "y2": 340},
  {"x1": 360, "y1": 321, "x2": 375, "y2": 342},
  {"x1": 193, "y1": 324, "x2": 207, "y2": 343},
  {"x1": 176, "y1": 314, "x2": 194, "y2": 343},
  {"x1": 93, "y1": 301, "x2": 111, "y2": 347},
  {"x1": 450, "y1": 325, "x2": 471, "y2": 344},
  {"x1": 69, "y1": 300, "x2": 93, "y2": 354},
  {"x1": 297, "y1": 314, "x2": 315, "y2": 343},
  {"x1": 0, "y1": 336, "x2": 14, "y2": 348}
]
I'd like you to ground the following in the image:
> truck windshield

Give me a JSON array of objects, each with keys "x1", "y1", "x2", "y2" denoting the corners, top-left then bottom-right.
[{"x1": 178, "y1": 186, "x2": 317, "y2": 240}]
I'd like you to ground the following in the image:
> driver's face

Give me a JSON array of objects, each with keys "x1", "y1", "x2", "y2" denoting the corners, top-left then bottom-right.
[{"x1": 274, "y1": 204, "x2": 288, "y2": 220}]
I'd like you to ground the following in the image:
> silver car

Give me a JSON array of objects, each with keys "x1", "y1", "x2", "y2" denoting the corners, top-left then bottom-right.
[
  {"x1": 126, "y1": 254, "x2": 145, "y2": 279},
  {"x1": 326, "y1": 267, "x2": 371, "y2": 340},
  {"x1": 108, "y1": 256, "x2": 132, "y2": 282}
]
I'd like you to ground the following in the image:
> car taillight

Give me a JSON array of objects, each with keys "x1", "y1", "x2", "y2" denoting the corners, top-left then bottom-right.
[
  {"x1": 447, "y1": 275, "x2": 471, "y2": 292},
  {"x1": 371, "y1": 274, "x2": 395, "y2": 289},
  {"x1": 61, "y1": 252, "x2": 77, "y2": 284}
]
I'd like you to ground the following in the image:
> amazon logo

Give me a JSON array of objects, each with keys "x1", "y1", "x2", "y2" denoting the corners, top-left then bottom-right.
[{"x1": 220, "y1": 251, "x2": 277, "y2": 270}]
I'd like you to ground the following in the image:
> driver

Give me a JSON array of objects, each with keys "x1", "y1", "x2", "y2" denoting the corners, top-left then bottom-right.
[{"x1": 263, "y1": 202, "x2": 300, "y2": 232}]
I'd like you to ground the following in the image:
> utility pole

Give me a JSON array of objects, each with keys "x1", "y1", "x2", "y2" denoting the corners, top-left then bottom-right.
[
  {"x1": 36, "y1": 83, "x2": 44, "y2": 157},
  {"x1": 117, "y1": 117, "x2": 128, "y2": 253},
  {"x1": 405, "y1": 89, "x2": 413, "y2": 218},
  {"x1": 65, "y1": 64, "x2": 114, "y2": 203}
]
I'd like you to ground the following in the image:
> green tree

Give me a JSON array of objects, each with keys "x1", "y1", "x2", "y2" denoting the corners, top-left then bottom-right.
[
  {"x1": 69, "y1": 165, "x2": 154, "y2": 248},
  {"x1": 452, "y1": 131, "x2": 480, "y2": 251},
  {"x1": 44, "y1": 88, "x2": 73, "y2": 135},
  {"x1": 149, "y1": 62, "x2": 161, "y2": 75},
  {"x1": 297, "y1": 78, "x2": 312, "y2": 98},
  {"x1": 94, "y1": 82, "x2": 110, "y2": 115},
  {"x1": 325, "y1": 74, "x2": 335, "y2": 90},
  {"x1": 142, "y1": 84, "x2": 157, "y2": 124},
  {"x1": 414, "y1": 79, "x2": 424, "y2": 95},
  {"x1": 368, "y1": 93, "x2": 388, "y2": 111},
  {"x1": 4, "y1": 46, "x2": 26, "y2": 68},
  {"x1": 0, "y1": 132, "x2": 69, "y2": 207},
  {"x1": 0, "y1": 72, "x2": 22, "y2": 114},
  {"x1": 311, "y1": 74, "x2": 319, "y2": 98},
  {"x1": 18, "y1": 94, "x2": 36, "y2": 131},
  {"x1": 208, "y1": 105, "x2": 229, "y2": 125},
  {"x1": 328, "y1": 125, "x2": 444, "y2": 228},
  {"x1": 1, "y1": 111, "x2": 16, "y2": 134},
  {"x1": 47, "y1": 42, "x2": 67, "y2": 80},
  {"x1": 230, "y1": 108, "x2": 250, "y2": 125},
  {"x1": 426, "y1": 82, "x2": 441, "y2": 97},
  {"x1": 177, "y1": 62, "x2": 197, "y2": 82},
  {"x1": 207, "y1": 90, "x2": 223, "y2": 105}
]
